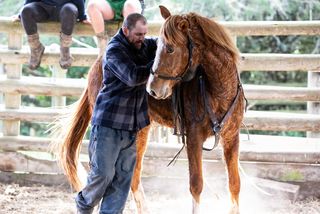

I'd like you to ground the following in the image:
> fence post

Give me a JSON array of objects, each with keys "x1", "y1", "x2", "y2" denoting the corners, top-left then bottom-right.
[
  {"x1": 50, "y1": 44, "x2": 67, "y2": 107},
  {"x1": 0, "y1": 64, "x2": 3, "y2": 134},
  {"x1": 51, "y1": 66, "x2": 67, "y2": 107},
  {"x1": 3, "y1": 32, "x2": 23, "y2": 136},
  {"x1": 307, "y1": 71, "x2": 320, "y2": 138}
]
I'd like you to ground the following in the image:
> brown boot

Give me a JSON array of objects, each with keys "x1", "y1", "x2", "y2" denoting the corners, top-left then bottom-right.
[
  {"x1": 96, "y1": 31, "x2": 108, "y2": 57},
  {"x1": 59, "y1": 32, "x2": 73, "y2": 69},
  {"x1": 27, "y1": 33, "x2": 45, "y2": 70}
]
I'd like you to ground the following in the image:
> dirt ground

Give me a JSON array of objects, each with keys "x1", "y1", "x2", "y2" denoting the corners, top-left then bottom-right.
[{"x1": 0, "y1": 181, "x2": 320, "y2": 214}]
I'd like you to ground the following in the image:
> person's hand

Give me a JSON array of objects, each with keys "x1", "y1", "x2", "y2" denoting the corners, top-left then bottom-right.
[
  {"x1": 11, "y1": 15, "x2": 20, "y2": 22},
  {"x1": 82, "y1": 19, "x2": 91, "y2": 25}
]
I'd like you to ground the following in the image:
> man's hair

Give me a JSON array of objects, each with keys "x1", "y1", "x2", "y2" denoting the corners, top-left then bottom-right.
[{"x1": 122, "y1": 13, "x2": 147, "y2": 30}]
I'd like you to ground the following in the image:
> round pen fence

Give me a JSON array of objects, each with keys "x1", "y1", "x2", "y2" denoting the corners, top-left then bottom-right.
[{"x1": 0, "y1": 18, "x2": 319, "y2": 199}]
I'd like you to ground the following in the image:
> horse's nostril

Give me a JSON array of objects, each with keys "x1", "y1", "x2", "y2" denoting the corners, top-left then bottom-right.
[{"x1": 149, "y1": 89, "x2": 156, "y2": 97}]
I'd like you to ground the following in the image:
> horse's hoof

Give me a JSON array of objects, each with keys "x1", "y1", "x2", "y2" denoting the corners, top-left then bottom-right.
[
  {"x1": 192, "y1": 198, "x2": 200, "y2": 214},
  {"x1": 132, "y1": 188, "x2": 150, "y2": 214},
  {"x1": 228, "y1": 204, "x2": 240, "y2": 214}
]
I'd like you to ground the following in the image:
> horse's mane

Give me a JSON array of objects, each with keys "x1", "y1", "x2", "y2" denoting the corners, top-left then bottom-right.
[{"x1": 161, "y1": 12, "x2": 239, "y2": 64}]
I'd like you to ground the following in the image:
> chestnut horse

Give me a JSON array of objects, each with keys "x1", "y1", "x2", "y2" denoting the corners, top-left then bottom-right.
[{"x1": 56, "y1": 6, "x2": 245, "y2": 214}]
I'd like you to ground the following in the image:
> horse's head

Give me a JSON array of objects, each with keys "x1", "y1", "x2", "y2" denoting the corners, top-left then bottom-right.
[
  {"x1": 147, "y1": 6, "x2": 240, "y2": 100},
  {"x1": 146, "y1": 6, "x2": 195, "y2": 99}
]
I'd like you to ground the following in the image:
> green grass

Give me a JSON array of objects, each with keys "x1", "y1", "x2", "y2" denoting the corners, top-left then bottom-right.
[{"x1": 280, "y1": 170, "x2": 305, "y2": 182}]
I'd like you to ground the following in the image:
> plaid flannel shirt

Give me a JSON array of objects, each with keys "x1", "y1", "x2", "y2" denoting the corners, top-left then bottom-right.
[{"x1": 91, "y1": 29, "x2": 157, "y2": 131}]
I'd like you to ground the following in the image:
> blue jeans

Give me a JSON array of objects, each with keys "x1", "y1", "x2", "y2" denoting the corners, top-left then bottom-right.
[{"x1": 76, "y1": 125, "x2": 137, "y2": 214}]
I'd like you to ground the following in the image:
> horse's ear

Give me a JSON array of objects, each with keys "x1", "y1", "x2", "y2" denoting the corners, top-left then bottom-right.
[
  {"x1": 178, "y1": 19, "x2": 189, "y2": 32},
  {"x1": 159, "y1": 5, "x2": 171, "y2": 19}
]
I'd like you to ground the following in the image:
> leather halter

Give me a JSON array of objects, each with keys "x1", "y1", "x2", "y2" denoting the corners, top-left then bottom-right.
[{"x1": 150, "y1": 36, "x2": 195, "y2": 82}]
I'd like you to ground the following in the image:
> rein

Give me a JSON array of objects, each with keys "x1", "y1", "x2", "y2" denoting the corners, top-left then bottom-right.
[{"x1": 151, "y1": 35, "x2": 196, "y2": 166}]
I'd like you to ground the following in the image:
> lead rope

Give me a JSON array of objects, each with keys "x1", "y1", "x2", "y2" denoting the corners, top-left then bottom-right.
[
  {"x1": 167, "y1": 83, "x2": 187, "y2": 166},
  {"x1": 167, "y1": 68, "x2": 205, "y2": 166}
]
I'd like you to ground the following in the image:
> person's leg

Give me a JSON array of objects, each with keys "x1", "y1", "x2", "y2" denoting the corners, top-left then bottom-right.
[
  {"x1": 20, "y1": 2, "x2": 48, "y2": 69},
  {"x1": 100, "y1": 130, "x2": 137, "y2": 214},
  {"x1": 87, "y1": 0, "x2": 115, "y2": 32},
  {"x1": 75, "y1": 126, "x2": 124, "y2": 214},
  {"x1": 87, "y1": 0, "x2": 114, "y2": 56},
  {"x1": 20, "y1": 2, "x2": 49, "y2": 35},
  {"x1": 58, "y1": 3, "x2": 78, "y2": 69},
  {"x1": 59, "y1": 3, "x2": 78, "y2": 35},
  {"x1": 122, "y1": 0, "x2": 142, "y2": 18}
]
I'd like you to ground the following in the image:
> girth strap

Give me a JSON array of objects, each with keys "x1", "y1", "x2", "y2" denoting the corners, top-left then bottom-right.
[{"x1": 203, "y1": 82, "x2": 243, "y2": 151}]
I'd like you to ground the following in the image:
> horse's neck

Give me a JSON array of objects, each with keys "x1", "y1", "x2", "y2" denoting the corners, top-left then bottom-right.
[{"x1": 202, "y1": 47, "x2": 239, "y2": 96}]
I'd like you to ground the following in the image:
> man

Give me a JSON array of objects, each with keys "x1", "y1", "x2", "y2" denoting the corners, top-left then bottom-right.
[{"x1": 76, "y1": 13, "x2": 156, "y2": 214}]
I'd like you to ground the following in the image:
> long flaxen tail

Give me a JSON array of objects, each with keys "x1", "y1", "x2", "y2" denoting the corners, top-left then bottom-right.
[{"x1": 52, "y1": 57, "x2": 103, "y2": 191}]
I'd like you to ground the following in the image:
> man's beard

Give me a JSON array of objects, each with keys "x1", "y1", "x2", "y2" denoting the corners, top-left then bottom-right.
[{"x1": 131, "y1": 40, "x2": 143, "y2": 50}]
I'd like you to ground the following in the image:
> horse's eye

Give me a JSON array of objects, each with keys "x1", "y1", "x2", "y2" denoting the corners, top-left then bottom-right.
[{"x1": 166, "y1": 45, "x2": 174, "y2": 54}]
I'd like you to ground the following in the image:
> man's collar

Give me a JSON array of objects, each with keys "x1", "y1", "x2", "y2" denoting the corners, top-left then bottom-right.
[{"x1": 118, "y1": 28, "x2": 131, "y2": 47}]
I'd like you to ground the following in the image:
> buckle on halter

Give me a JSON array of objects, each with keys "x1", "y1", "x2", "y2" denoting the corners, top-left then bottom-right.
[{"x1": 212, "y1": 123, "x2": 221, "y2": 133}]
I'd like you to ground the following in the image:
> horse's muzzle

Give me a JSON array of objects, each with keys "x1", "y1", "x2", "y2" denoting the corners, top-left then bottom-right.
[{"x1": 148, "y1": 89, "x2": 157, "y2": 98}]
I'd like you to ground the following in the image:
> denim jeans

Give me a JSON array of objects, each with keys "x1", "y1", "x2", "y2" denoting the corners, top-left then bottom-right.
[{"x1": 76, "y1": 125, "x2": 137, "y2": 214}]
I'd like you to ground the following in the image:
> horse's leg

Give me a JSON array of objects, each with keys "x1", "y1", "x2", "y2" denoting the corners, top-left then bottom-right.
[
  {"x1": 186, "y1": 131, "x2": 205, "y2": 214},
  {"x1": 131, "y1": 125, "x2": 151, "y2": 214},
  {"x1": 222, "y1": 134, "x2": 241, "y2": 214}
]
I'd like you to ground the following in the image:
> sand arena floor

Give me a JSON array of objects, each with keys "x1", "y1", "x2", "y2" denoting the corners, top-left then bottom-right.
[{"x1": 0, "y1": 179, "x2": 320, "y2": 214}]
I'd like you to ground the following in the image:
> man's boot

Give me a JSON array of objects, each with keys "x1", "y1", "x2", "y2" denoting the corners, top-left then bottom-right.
[
  {"x1": 96, "y1": 31, "x2": 108, "y2": 57},
  {"x1": 59, "y1": 32, "x2": 73, "y2": 69},
  {"x1": 27, "y1": 33, "x2": 45, "y2": 70}
]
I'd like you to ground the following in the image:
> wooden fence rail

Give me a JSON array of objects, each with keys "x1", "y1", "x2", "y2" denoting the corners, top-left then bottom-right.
[
  {"x1": 1, "y1": 48, "x2": 320, "y2": 71},
  {"x1": 0, "y1": 18, "x2": 319, "y2": 186},
  {"x1": 1, "y1": 74, "x2": 320, "y2": 101},
  {"x1": 0, "y1": 107, "x2": 319, "y2": 132},
  {"x1": 1, "y1": 18, "x2": 320, "y2": 36}
]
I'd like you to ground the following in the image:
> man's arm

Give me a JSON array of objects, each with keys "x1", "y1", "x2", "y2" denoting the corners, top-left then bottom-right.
[{"x1": 106, "y1": 50, "x2": 153, "y2": 87}]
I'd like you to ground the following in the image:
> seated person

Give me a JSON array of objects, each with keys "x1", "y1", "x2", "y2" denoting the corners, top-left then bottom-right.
[
  {"x1": 87, "y1": 0, "x2": 142, "y2": 56},
  {"x1": 18, "y1": 0, "x2": 89, "y2": 70}
]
